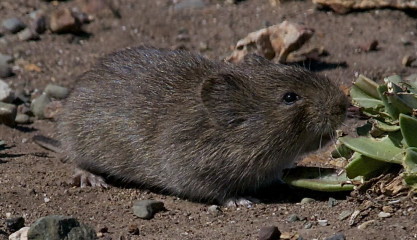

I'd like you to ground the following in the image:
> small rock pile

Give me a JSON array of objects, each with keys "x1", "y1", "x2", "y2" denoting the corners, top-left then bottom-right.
[{"x1": 0, "y1": 77, "x2": 69, "y2": 127}]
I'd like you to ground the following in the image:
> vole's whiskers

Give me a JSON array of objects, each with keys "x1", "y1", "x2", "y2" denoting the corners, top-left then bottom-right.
[{"x1": 319, "y1": 132, "x2": 323, "y2": 150}]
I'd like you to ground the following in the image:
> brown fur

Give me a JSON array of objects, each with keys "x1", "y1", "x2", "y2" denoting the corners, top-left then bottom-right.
[{"x1": 59, "y1": 46, "x2": 347, "y2": 204}]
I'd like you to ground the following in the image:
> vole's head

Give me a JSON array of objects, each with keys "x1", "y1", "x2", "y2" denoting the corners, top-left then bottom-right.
[{"x1": 200, "y1": 54, "x2": 348, "y2": 154}]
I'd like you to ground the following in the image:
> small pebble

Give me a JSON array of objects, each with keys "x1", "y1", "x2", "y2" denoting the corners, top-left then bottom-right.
[
  {"x1": 98, "y1": 226, "x2": 108, "y2": 233},
  {"x1": 0, "y1": 54, "x2": 13, "y2": 64},
  {"x1": 304, "y1": 222, "x2": 312, "y2": 229},
  {"x1": 349, "y1": 210, "x2": 360, "y2": 226},
  {"x1": 18, "y1": 28, "x2": 39, "y2": 41},
  {"x1": 400, "y1": 35, "x2": 412, "y2": 45},
  {"x1": 378, "y1": 211, "x2": 391, "y2": 218},
  {"x1": 2, "y1": 17, "x2": 26, "y2": 33},
  {"x1": 132, "y1": 200, "x2": 165, "y2": 219},
  {"x1": 258, "y1": 226, "x2": 281, "y2": 240},
  {"x1": 207, "y1": 205, "x2": 222, "y2": 216},
  {"x1": 27, "y1": 215, "x2": 96, "y2": 239},
  {"x1": 44, "y1": 101, "x2": 63, "y2": 119},
  {"x1": 382, "y1": 206, "x2": 393, "y2": 213},
  {"x1": 357, "y1": 220, "x2": 375, "y2": 230},
  {"x1": 402, "y1": 55, "x2": 416, "y2": 67},
  {"x1": 30, "y1": 93, "x2": 51, "y2": 119},
  {"x1": 8, "y1": 227, "x2": 30, "y2": 240},
  {"x1": 127, "y1": 224, "x2": 139, "y2": 235},
  {"x1": 0, "y1": 79, "x2": 15, "y2": 102},
  {"x1": 0, "y1": 102, "x2": 17, "y2": 126},
  {"x1": 325, "y1": 233, "x2": 346, "y2": 240},
  {"x1": 328, "y1": 197, "x2": 337, "y2": 207},
  {"x1": 0, "y1": 60, "x2": 13, "y2": 78},
  {"x1": 5, "y1": 216, "x2": 25, "y2": 232},
  {"x1": 15, "y1": 113, "x2": 31, "y2": 124},
  {"x1": 317, "y1": 219, "x2": 328, "y2": 226},
  {"x1": 300, "y1": 198, "x2": 315, "y2": 205},
  {"x1": 174, "y1": 0, "x2": 206, "y2": 10},
  {"x1": 338, "y1": 210, "x2": 352, "y2": 221},
  {"x1": 32, "y1": 15, "x2": 47, "y2": 34},
  {"x1": 44, "y1": 84, "x2": 70, "y2": 99},
  {"x1": 287, "y1": 214, "x2": 299, "y2": 222},
  {"x1": 49, "y1": 8, "x2": 81, "y2": 33}
]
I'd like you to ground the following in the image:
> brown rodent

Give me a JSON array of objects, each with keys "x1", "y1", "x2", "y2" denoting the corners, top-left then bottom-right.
[{"x1": 59, "y1": 46, "x2": 347, "y2": 205}]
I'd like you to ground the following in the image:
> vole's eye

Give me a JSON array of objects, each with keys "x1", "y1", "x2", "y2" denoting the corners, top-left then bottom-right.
[{"x1": 283, "y1": 92, "x2": 299, "y2": 105}]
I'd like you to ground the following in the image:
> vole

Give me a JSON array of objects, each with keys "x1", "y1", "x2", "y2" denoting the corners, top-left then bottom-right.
[{"x1": 58, "y1": 46, "x2": 347, "y2": 206}]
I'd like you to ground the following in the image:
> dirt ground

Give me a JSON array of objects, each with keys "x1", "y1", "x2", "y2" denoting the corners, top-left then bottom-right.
[{"x1": 1, "y1": 0, "x2": 417, "y2": 239}]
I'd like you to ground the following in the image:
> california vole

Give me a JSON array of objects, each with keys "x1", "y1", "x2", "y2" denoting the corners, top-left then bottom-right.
[{"x1": 59, "y1": 46, "x2": 347, "y2": 205}]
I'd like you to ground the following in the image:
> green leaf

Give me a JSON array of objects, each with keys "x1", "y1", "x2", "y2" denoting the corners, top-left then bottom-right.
[
  {"x1": 400, "y1": 114, "x2": 417, "y2": 148},
  {"x1": 384, "y1": 75, "x2": 403, "y2": 86},
  {"x1": 402, "y1": 147, "x2": 417, "y2": 186},
  {"x1": 404, "y1": 74, "x2": 417, "y2": 94},
  {"x1": 345, "y1": 153, "x2": 393, "y2": 180},
  {"x1": 355, "y1": 75, "x2": 381, "y2": 99},
  {"x1": 283, "y1": 167, "x2": 358, "y2": 192},
  {"x1": 331, "y1": 144, "x2": 354, "y2": 159},
  {"x1": 372, "y1": 119, "x2": 400, "y2": 132},
  {"x1": 388, "y1": 82, "x2": 417, "y2": 111},
  {"x1": 356, "y1": 122, "x2": 372, "y2": 136},
  {"x1": 339, "y1": 135, "x2": 404, "y2": 164},
  {"x1": 350, "y1": 85, "x2": 384, "y2": 110}
]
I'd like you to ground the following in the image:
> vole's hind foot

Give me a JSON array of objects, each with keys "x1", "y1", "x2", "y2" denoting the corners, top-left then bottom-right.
[
  {"x1": 70, "y1": 168, "x2": 108, "y2": 188},
  {"x1": 224, "y1": 197, "x2": 260, "y2": 207}
]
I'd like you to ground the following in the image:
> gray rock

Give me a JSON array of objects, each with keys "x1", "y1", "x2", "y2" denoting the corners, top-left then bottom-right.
[
  {"x1": 207, "y1": 205, "x2": 222, "y2": 216},
  {"x1": 0, "y1": 61, "x2": 12, "y2": 78},
  {"x1": 132, "y1": 200, "x2": 164, "y2": 219},
  {"x1": 0, "y1": 102, "x2": 17, "y2": 126},
  {"x1": 49, "y1": 8, "x2": 81, "y2": 34},
  {"x1": 18, "y1": 28, "x2": 39, "y2": 41},
  {"x1": 357, "y1": 220, "x2": 375, "y2": 230},
  {"x1": 328, "y1": 197, "x2": 338, "y2": 207},
  {"x1": 258, "y1": 226, "x2": 280, "y2": 240},
  {"x1": 325, "y1": 233, "x2": 346, "y2": 240},
  {"x1": 29, "y1": 11, "x2": 47, "y2": 34},
  {"x1": 174, "y1": 0, "x2": 206, "y2": 10},
  {"x1": 9, "y1": 226, "x2": 30, "y2": 240},
  {"x1": 2, "y1": 18, "x2": 26, "y2": 33},
  {"x1": 27, "y1": 215, "x2": 96, "y2": 240},
  {"x1": 378, "y1": 211, "x2": 391, "y2": 218},
  {"x1": 0, "y1": 79, "x2": 14, "y2": 102},
  {"x1": 0, "y1": 54, "x2": 13, "y2": 64},
  {"x1": 317, "y1": 219, "x2": 328, "y2": 226},
  {"x1": 304, "y1": 222, "x2": 312, "y2": 229},
  {"x1": 33, "y1": 15, "x2": 47, "y2": 34},
  {"x1": 300, "y1": 198, "x2": 315, "y2": 205},
  {"x1": 30, "y1": 93, "x2": 51, "y2": 119},
  {"x1": 44, "y1": 84, "x2": 70, "y2": 99},
  {"x1": 5, "y1": 216, "x2": 25, "y2": 232},
  {"x1": 338, "y1": 210, "x2": 352, "y2": 221},
  {"x1": 287, "y1": 214, "x2": 299, "y2": 222},
  {"x1": 15, "y1": 113, "x2": 31, "y2": 124}
]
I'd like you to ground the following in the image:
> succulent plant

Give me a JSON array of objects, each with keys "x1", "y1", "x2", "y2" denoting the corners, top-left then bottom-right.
[
  {"x1": 283, "y1": 74, "x2": 417, "y2": 192},
  {"x1": 339, "y1": 74, "x2": 417, "y2": 189}
]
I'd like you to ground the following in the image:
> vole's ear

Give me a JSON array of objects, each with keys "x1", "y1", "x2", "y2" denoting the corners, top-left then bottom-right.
[
  {"x1": 201, "y1": 72, "x2": 253, "y2": 127},
  {"x1": 241, "y1": 53, "x2": 272, "y2": 67}
]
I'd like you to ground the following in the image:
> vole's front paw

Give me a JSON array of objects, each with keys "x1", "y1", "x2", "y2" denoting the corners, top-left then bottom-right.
[
  {"x1": 70, "y1": 168, "x2": 108, "y2": 188},
  {"x1": 224, "y1": 197, "x2": 260, "y2": 207}
]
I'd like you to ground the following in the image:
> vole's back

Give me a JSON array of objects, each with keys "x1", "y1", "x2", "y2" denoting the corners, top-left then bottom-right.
[{"x1": 60, "y1": 47, "x2": 229, "y2": 200}]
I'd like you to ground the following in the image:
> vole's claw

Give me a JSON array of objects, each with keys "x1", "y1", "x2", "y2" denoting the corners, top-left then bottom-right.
[
  {"x1": 71, "y1": 168, "x2": 108, "y2": 188},
  {"x1": 224, "y1": 197, "x2": 260, "y2": 207}
]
